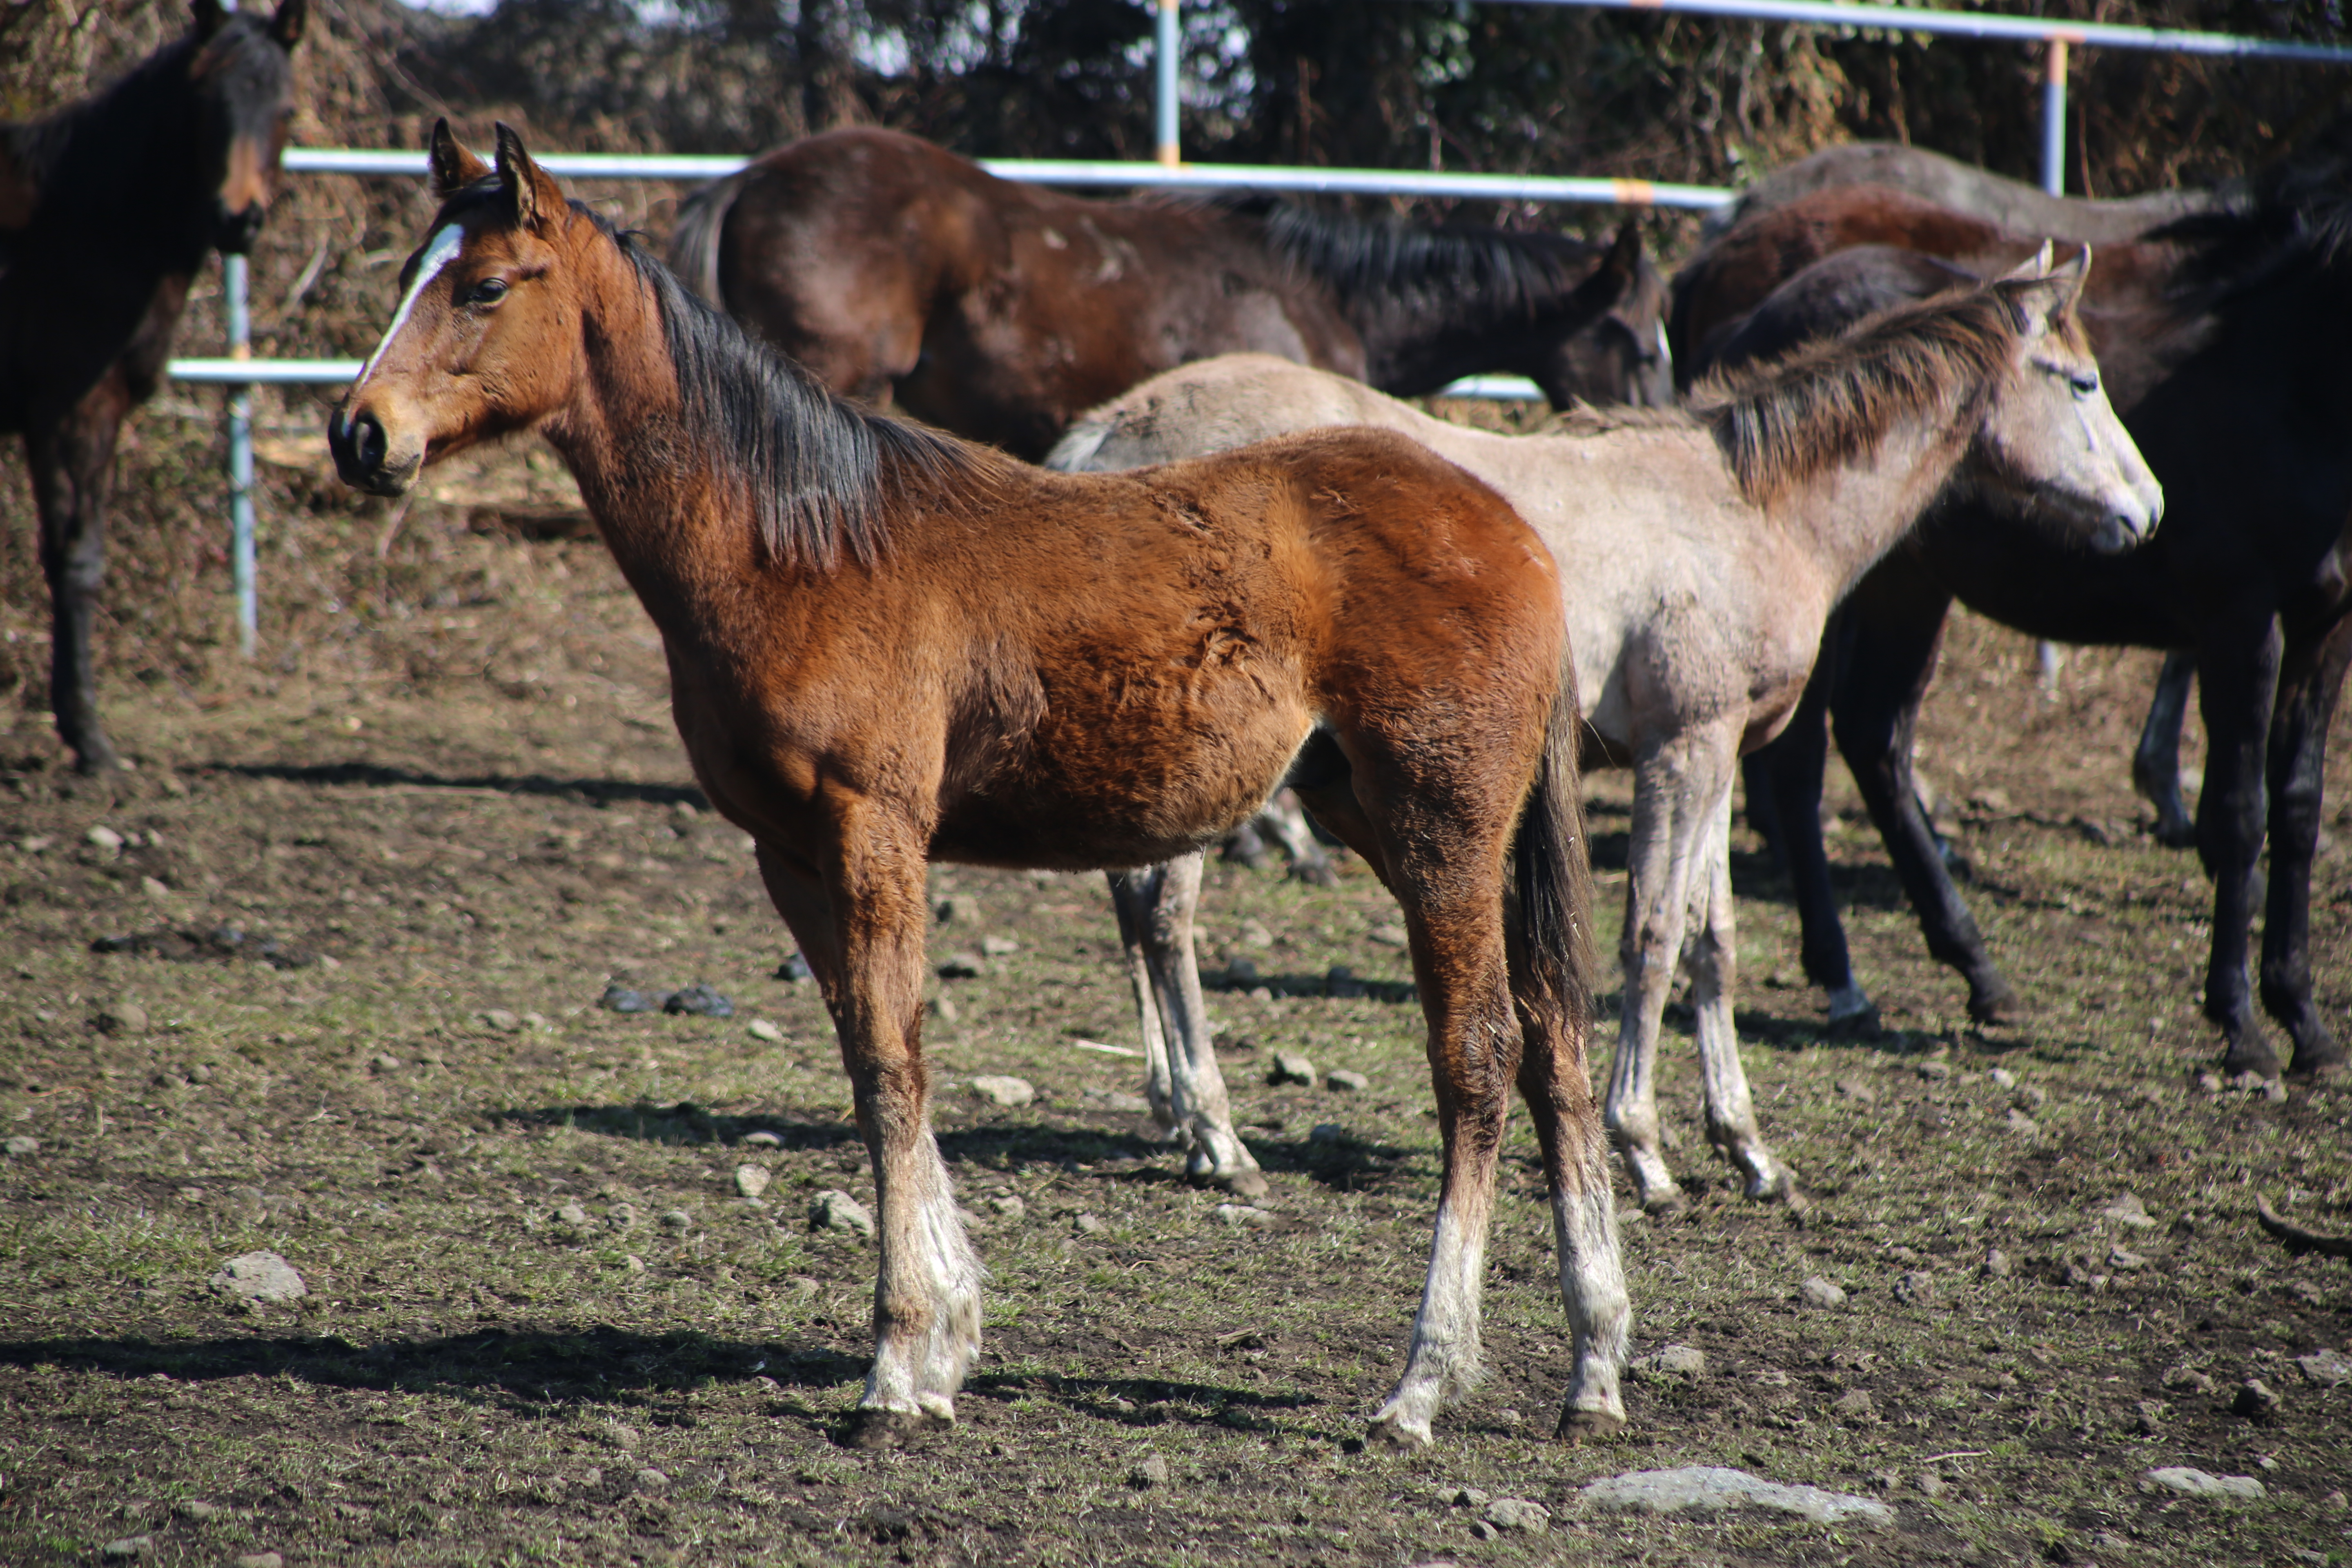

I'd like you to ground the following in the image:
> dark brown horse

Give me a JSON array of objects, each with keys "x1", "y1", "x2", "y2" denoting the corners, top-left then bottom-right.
[
  {"x1": 332, "y1": 122, "x2": 1626, "y2": 1449},
  {"x1": 0, "y1": 0, "x2": 305, "y2": 771},
  {"x1": 1680, "y1": 176, "x2": 2352, "y2": 1081},
  {"x1": 668, "y1": 127, "x2": 1668, "y2": 459}
]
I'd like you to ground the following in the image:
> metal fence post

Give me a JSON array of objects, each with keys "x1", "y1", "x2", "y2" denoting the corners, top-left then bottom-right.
[
  {"x1": 2035, "y1": 36, "x2": 2071, "y2": 689},
  {"x1": 1156, "y1": 0, "x2": 1180, "y2": 168},
  {"x1": 224, "y1": 251, "x2": 258, "y2": 659}
]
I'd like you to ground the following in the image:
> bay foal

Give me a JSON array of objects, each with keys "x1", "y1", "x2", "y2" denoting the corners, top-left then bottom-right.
[
  {"x1": 1051, "y1": 261, "x2": 2161, "y2": 1212},
  {"x1": 330, "y1": 123, "x2": 1622, "y2": 1448}
]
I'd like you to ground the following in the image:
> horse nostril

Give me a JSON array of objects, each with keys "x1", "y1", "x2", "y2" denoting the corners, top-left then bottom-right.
[{"x1": 351, "y1": 412, "x2": 388, "y2": 472}]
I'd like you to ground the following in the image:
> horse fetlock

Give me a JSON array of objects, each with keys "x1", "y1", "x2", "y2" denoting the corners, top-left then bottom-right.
[
  {"x1": 1966, "y1": 973, "x2": 2023, "y2": 1024},
  {"x1": 1823, "y1": 983, "x2": 1878, "y2": 1029}
]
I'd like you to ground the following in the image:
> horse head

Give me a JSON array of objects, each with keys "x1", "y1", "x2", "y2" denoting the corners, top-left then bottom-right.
[
  {"x1": 330, "y1": 121, "x2": 585, "y2": 496},
  {"x1": 188, "y1": 0, "x2": 305, "y2": 254},
  {"x1": 1534, "y1": 220, "x2": 1676, "y2": 408}
]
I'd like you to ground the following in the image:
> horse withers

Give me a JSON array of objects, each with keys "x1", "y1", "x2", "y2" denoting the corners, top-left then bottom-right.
[
  {"x1": 0, "y1": 0, "x2": 306, "y2": 772},
  {"x1": 668, "y1": 126, "x2": 1669, "y2": 459},
  {"x1": 1049, "y1": 251, "x2": 2159, "y2": 1213},
  {"x1": 330, "y1": 122, "x2": 1625, "y2": 1450}
]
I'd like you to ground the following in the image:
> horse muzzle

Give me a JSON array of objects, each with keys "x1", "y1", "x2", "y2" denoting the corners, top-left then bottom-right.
[
  {"x1": 328, "y1": 407, "x2": 419, "y2": 497},
  {"x1": 210, "y1": 198, "x2": 268, "y2": 256}
]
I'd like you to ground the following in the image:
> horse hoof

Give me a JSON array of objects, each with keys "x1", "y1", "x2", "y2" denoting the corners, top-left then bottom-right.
[
  {"x1": 1823, "y1": 1005, "x2": 1882, "y2": 1039},
  {"x1": 1364, "y1": 1416, "x2": 1430, "y2": 1451},
  {"x1": 840, "y1": 1406, "x2": 944, "y2": 1450},
  {"x1": 2219, "y1": 1038, "x2": 2283, "y2": 1083},
  {"x1": 1213, "y1": 1168, "x2": 1271, "y2": 1199},
  {"x1": 2288, "y1": 1051, "x2": 2346, "y2": 1082},
  {"x1": 1967, "y1": 981, "x2": 2024, "y2": 1026},
  {"x1": 1639, "y1": 1187, "x2": 1689, "y2": 1217},
  {"x1": 1556, "y1": 1403, "x2": 1626, "y2": 1443},
  {"x1": 1287, "y1": 861, "x2": 1341, "y2": 889}
]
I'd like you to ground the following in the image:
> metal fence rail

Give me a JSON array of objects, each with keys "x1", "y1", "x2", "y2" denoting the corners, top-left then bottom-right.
[{"x1": 171, "y1": 0, "x2": 2352, "y2": 652}]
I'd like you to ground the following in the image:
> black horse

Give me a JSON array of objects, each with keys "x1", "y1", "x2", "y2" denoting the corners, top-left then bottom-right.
[
  {"x1": 1700, "y1": 169, "x2": 2352, "y2": 1082},
  {"x1": 0, "y1": 0, "x2": 305, "y2": 772}
]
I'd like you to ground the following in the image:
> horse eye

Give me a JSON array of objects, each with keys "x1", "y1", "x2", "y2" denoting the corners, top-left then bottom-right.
[
  {"x1": 467, "y1": 278, "x2": 509, "y2": 307},
  {"x1": 2070, "y1": 372, "x2": 2098, "y2": 398}
]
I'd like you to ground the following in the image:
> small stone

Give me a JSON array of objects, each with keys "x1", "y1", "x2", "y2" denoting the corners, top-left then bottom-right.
[
  {"x1": 99, "y1": 1537, "x2": 153, "y2": 1560},
  {"x1": 622, "y1": 1254, "x2": 646, "y2": 1273},
  {"x1": 1482, "y1": 1497, "x2": 1549, "y2": 1533},
  {"x1": 480, "y1": 1008, "x2": 522, "y2": 1034},
  {"x1": 1325, "y1": 1069, "x2": 1370, "y2": 1094},
  {"x1": 2099, "y1": 1192, "x2": 2157, "y2": 1228},
  {"x1": 987, "y1": 1193, "x2": 1026, "y2": 1221},
  {"x1": 1450, "y1": 1487, "x2": 1492, "y2": 1508},
  {"x1": 1090, "y1": 1090, "x2": 1150, "y2": 1113},
  {"x1": 2, "y1": 1136, "x2": 38, "y2": 1158},
  {"x1": 600, "y1": 983, "x2": 663, "y2": 1014},
  {"x1": 980, "y1": 934, "x2": 1019, "y2": 956},
  {"x1": 746, "y1": 1018, "x2": 784, "y2": 1043},
  {"x1": 2013, "y1": 1083, "x2": 2048, "y2": 1109},
  {"x1": 2165, "y1": 1365, "x2": 2215, "y2": 1394},
  {"x1": 1128, "y1": 1454, "x2": 1171, "y2": 1488},
  {"x1": 1914, "y1": 1470, "x2": 1947, "y2": 1497},
  {"x1": 1798, "y1": 1276, "x2": 1846, "y2": 1309},
  {"x1": 209, "y1": 1251, "x2": 306, "y2": 1305},
  {"x1": 1308, "y1": 1123, "x2": 1346, "y2": 1143},
  {"x1": 1468, "y1": 1520, "x2": 1499, "y2": 1541},
  {"x1": 234, "y1": 1555, "x2": 285, "y2": 1568},
  {"x1": 1221, "y1": 957, "x2": 1260, "y2": 984},
  {"x1": 555, "y1": 1202, "x2": 590, "y2": 1227},
  {"x1": 99, "y1": 1002, "x2": 150, "y2": 1035},
  {"x1": 1074, "y1": 1212, "x2": 1107, "y2": 1236},
  {"x1": 742, "y1": 1129, "x2": 783, "y2": 1147},
  {"x1": 934, "y1": 894, "x2": 981, "y2": 926},
  {"x1": 1893, "y1": 1270, "x2": 1933, "y2": 1304},
  {"x1": 931, "y1": 993, "x2": 960, "y2": 1024},
  {"x1": 601, "y1": 1420, "x2": 641, "y2": 1450},
  {"x1": 1239, "y1": 918, "x2": 1274, "y2": 949},
  {"x1": 608, "y1": 1202, "x2": 639, "y2": 1229},
  {"x1": 937, "y1": 953, "x2": 986, "y2": 980},
  {"x1": 521, "y1": 1012, "x2": 549, "y2": 1030},
  {"x1": 2232, "y1": 1378, "x2": 2282, "y2": 1421},
  {"x1": 1831, "y1": 1388, "x2": 1877, "y2": 1422},
  {"x1": 1582, "y1": 1466, "x2": 1893, "y2": 1527},
  {"x1": 1987, "y1": 1067, "x2": 2018, "y2": 1089},
  {"x1": 2006, "y1": 1109, "x2": 2040, "y2": 1136},
  {"x1": 810, "y1": 1190, "x2": 874, "y2": 1236},
  {"x1": 1213, "y1": 1203, "x2": 1274, "y2": 1228},
  {"x1": 369, "y1": 1053, "x2": 402, "y2": 1074},
  {"x1": 1982, "y1": 1249, "x2": 2012, "y2": 1278},
  {"x1": 777, "y1": 952, "x2": 815, "y2": 983},
  {"x1": 660, "y1": 1208, "x2": 693, "y2": 1233},
  {"x1": 2142, "y1": 1467, "x2": 2264, "y2": 1500},
  {"x1": 2109, "y1": 1246, "x2": 2147, "y2": 1270},
  {"x1": 1915, "y1": 1059, "x2": 1952, "y2": 1082},
  {"x1": 2135, "y1": 1399, "x2": 2169, "y2": 1435},
  {"x1": 633, "y1": 1468, "x2": 670, "y2": 1492},
  {"x1": 734, "y1": 1165, "x2": 771, "y2": 1199},
  {"x1": 1632, "y1": 1343, "x2": 1706, "y2": 1381},
  {"x1": 176, "y1": 1500, "x2": 220, "y2": 1522},
  {"x1": 1268, "y1": 1051, "x2": 1316, "y2": 1087},
  {"x1": 970, "y1": 1075, "x2": 1035, "y2": 1107},
  {"x1": 2295, "y1": 1349, "x2": 2352, "y2": 1387},
  {"x1": 663, "y1": 983, "x2": 733, "y2": 1018},
  {"x1": 1834, "y1": 1076, "x2": 1876, "y2": 1104},
  {"x1": 1368, "y1": 922, "x2": 1409, "y2": 947},
  {"x1": 87, "y1": 824, "x2": 125, "y2": 852}
]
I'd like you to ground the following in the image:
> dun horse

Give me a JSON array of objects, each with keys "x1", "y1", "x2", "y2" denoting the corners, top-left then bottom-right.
[
  {"x1": 331, "y1": 122, "x2": 1623, "y2": 1448},
  {"x1": 0, "y1": 0, "x2": 306, "y2": 772},
  {"x1": 1049, "y1": 259, "x2": 2160, "y2": 1212},
  {"x1": 1679, "y1": 174, "x2": 2352, "y2": 1082},
  {"x1": 667, "y1": 126, "x2": 1669, "y2": 459}
]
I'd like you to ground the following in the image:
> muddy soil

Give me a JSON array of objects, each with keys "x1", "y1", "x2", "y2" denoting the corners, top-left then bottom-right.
[{"x1": 0, "y1": 447, "x2": 2347, "y2": 1567}]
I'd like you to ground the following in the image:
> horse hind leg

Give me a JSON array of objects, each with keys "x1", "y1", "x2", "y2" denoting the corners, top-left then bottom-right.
[
  {"x1": 1685, "y1": 784, "x2": 1797, "y2": 1204},
  {"x1": 1107, "y1": 868, "x2": 1183, "y2": 1143},
  {"x1": 1258, "y1": 787, "x2": 1339, "y2": 886},
  {"x1": 2134, "y1": 651, "x2": 2198, "y2": 848}
]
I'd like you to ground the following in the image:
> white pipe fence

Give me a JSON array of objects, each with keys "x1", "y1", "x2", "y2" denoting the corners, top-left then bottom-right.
[{"x1": 172, "y1": 0, "x2": 2352, "y2": 650}]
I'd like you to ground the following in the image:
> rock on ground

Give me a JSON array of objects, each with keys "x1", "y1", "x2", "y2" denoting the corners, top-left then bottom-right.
[
  {"x1": 2142, "y1": 1468, "x2": 2265, "y2": 1500},
  {"x1": 970, "y1": 1075, "x2": 1035, "y2": 1107},
  {"x1": 210, "y1": 1251, "x2": 307, "y2": 1305},
  {"x1": 2, "y1": 1136, "x2": 37, "y2": 1157},
  {"x1": 1631, "y1": 1344, "x2": 1706, "y2": 1381},
  {"x1": 1799, "y1": 1276, "x2": 1846, "y2": 1308},
  {"x1": 2296, "y1": 1349, "x2": 2351, "y2": 1387},
  {"x1": 1128, "y1": 1454, "x2": 1171, "y2": 1488},
  {"x1": 810, "y1": 1190, "x2": 875, "y2": 1236},
  {"x1": 1326, "y1": 1069, "x2": 1370, "y2": 1093},
  {"x1": 1213, "y1": 1203, "x2": 1274, "y2": 1228},
  {"x1": 1481, "y1": 1497, "x2": 1549, "y2": 1532},
  {"x1": 1268, "y1": 1050, "x2": 1316, "y2": 1086},
  {"x1": 733, "y1": 1164, "x2": 771, "y2": 1198},
  {"x1": 1581, "y1": 1466, "x2": 1894, "y2": 1527},
  {"x1": 746, "y1": 1018, "x2": 784, "y2": 1043},
  {"x1": 2099, "y1": 1192, "x2": 2157, "y2": 1227}
]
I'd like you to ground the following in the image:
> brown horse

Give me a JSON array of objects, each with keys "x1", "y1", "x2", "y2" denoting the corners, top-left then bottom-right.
[
  {"x1": 0, "y1": 0, "x2": 305, "y2": 771},
  {"x1": 330, "y1": 122, "x2": 1626, "y2": 1449},
  {"x1": 668, "y1": 126, "x2": 1668, "y2": 459}
]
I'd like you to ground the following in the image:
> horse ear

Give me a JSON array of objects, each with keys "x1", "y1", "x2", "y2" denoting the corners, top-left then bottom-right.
[
  {"x1": 1569, "y1": 219, "x2": 1641, "y2": 316},
  {"x1": 2000, "y1": 245, "x2": 2091, "y2": 338},
  {"x1": 191, "y1": 0, "x2": 227, "y2": 38},
  {"x1": 1996, "y1": 240, "x2": 2056, "y2": 283},
  {"x1": 428, "y1": 120, "x2": 488, "y2": 200},
  {"x1": 493, "y1": 122, "x2": 564, "y2": 234},
  {"x1": 270, "y1": 0, "x2": 307, "y2": 47}
]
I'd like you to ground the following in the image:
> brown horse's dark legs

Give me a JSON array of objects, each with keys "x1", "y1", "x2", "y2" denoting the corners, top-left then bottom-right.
[
  {"x1": 1831, "y1": 583, "x2": 2022, "y2": 1024},
  {"x1": 2196, "y1": 617, "x2": 2286, "y2": 1080},
  {"x1": 2134, "y1": 650, "x2": 2200, "y2": 848},
  {"x1": 26, "y1": 400, "x2": 127, "y2": 773},
  {"x1": 2258, "y1": 617, "x2": 2352, "y2": 1077}
]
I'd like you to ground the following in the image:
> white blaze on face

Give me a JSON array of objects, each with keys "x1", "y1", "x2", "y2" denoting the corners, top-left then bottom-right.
[{"x1": 355, "y1": 223, "x2": 467, "y2": 388}]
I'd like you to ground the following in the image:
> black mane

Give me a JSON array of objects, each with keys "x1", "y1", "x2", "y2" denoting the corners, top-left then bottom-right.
[
  {"x1": 2147, "y1": 153, "x2": 2352, "y2": 303},
  {"x1": 586, "y1": 204, "x2": 993, "y2": 568},
  {"x1": 1240, "y1": 198, "x2": 1604, "y2": 326}
]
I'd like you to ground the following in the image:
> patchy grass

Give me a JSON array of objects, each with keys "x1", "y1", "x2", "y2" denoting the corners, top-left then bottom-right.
[{"x1": 0, "y1": 488, "x2": 2347, "y2": 1566}]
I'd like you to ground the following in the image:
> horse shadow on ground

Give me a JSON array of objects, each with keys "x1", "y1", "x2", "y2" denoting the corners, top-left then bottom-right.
[{"x1": 217, "y1": 760, "x2": 706, "y2": 811}]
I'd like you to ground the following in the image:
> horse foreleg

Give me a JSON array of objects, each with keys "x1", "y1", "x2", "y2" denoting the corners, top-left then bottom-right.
[
  {"x1": 1106, "y1": 867, "x2": 1183, "y2": 1142},
  {"x1": 2196, "y1": 615, "x2": 2285, "y2": 1080},
  {"x1": 1109, "y1": 856, "x2": 1264, "y2": 1192},
  {"x1": 2134, "y1": 650, "x2": 2199, "y2": 848},
  {"x1": 1685, "y1": 780, "x2": 1797, "y2": 1204},
  {"x1": 26, "y1": 395, "x2": 128, "y2": 773},
  {"x1": 2258, "y1": 616, "x2": 2352, "y2": 1079},
  {"x1": 778, "y1": 808, "x2": 982, "y2": 1445},
  {"x1": 1515, "y1": 989, "x2": 1627, "y2": 1441},
  {"x1": 1603, "y1": 734, "x2": 1723, "y2": 1214}
]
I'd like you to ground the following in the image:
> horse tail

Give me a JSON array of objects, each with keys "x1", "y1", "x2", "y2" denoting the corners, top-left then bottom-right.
[
  {"x1": 668, "y1": 169, "x2": 750, "y2": 307},
  {"x1": 1510, "y1": 641, "x2": 1597, "y2": 1045}
]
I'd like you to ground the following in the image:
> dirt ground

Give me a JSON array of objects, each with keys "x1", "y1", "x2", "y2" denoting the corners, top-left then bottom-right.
[{"x1": 0, "y1": 423, "x2": 2348, "y2": 1568}]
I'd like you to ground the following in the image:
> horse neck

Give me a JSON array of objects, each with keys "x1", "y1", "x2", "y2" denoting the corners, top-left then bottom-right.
[
  {"x1": 1760, "y1": 390, "x2": 1978, "y2": 604},
  {"x1": 535, "y1": 237, "x2": 753, "y2": 630},
  {"x1": 1343, "y1": 238, "x2": 1589, "y2": 392},
  {"x1": 34, "y1": 40, "x2": 212, "y2": 265}
]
